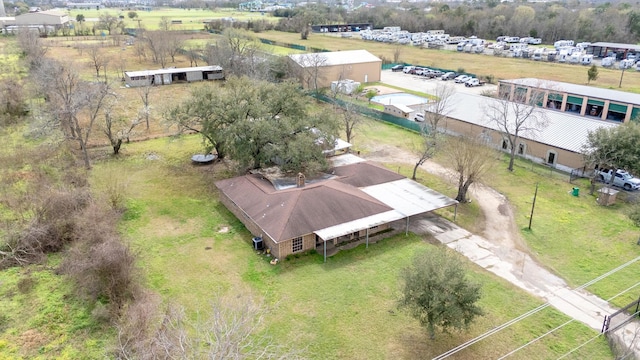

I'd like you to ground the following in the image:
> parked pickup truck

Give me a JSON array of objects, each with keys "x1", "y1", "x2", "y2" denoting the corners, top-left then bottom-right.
[
  {"x1": 597, "y1": 168, "x2": 640, "y2": 191},
  {"x1": 464, "y1": 78, "x2": 486, "y2": 87}
]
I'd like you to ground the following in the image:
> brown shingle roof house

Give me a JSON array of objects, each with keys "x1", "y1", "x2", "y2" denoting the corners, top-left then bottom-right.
[{"x1": 215, "y1": 154, "x2": 458, "y2": 261}]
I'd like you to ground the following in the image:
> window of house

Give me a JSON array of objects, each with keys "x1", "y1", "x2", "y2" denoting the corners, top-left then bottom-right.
[
  {"x1": 292, "y1": 237, "x2": 303, "y2": 253},
  {"x1": 502, "y1": 139, "x2": 509, "y2": 150},
  {"x1": 518, "y1": 143, "x2": 526, "y2": 155}
]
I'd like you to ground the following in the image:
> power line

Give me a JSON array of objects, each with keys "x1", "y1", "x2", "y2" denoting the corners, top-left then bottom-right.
[
  {"x1": 500, "y1": 282, "x2": 640, "y2": 359},
  {"x1": 431, "y1": 256, "x2": 640, "y2": 360}
]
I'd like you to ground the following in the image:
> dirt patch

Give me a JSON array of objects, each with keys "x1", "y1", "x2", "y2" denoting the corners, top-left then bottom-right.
[
  {"x1": 18, "y1": 329, "x2": 48, "y2": 352},
  {"x1": 363, "y1": 85, "x2": 403, "y2": 95},
  {"x1": 141, "y1": 216, "x2": 202, "y2": 238},
  {"x1": 218, "y1": 226, "x2": 229, "y2": 233}
]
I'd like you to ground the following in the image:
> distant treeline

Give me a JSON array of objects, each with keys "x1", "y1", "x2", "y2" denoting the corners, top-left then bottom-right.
[{"x1": 273, "y1": 3, "x2": 640, "y2": 44}]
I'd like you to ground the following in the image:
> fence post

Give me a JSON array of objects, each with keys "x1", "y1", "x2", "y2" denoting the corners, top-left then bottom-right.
[{"x1": 601, "y1": 315, "x2": 609, "y2": 333}]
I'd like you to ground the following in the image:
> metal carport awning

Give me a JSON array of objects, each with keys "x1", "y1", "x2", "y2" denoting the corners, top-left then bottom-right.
[
  {"x1": 314, "y1": 210, "x2": 405, "y2": 262},
  {"x1": 314, "y1": 178, "x2": 458, "y2": 262}
]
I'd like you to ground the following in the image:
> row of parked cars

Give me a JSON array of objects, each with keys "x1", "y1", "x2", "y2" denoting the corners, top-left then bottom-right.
[{"x1": 391, "y1": 65, "x2": 485, "y2": 87}]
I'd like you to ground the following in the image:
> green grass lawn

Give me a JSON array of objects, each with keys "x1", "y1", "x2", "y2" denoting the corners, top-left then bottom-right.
[{"x1": 85, "y1": 134, "x2": 611, "y2": 359}]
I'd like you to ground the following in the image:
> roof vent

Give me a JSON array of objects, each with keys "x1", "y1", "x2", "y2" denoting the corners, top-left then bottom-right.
[{"x1": 297, "y1": 173, "x2": 305, "y2": 188}]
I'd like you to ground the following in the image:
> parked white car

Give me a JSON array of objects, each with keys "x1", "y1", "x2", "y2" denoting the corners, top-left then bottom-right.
[{"x1": 454, "y1": 75, "x2": 471, "y2": 83}]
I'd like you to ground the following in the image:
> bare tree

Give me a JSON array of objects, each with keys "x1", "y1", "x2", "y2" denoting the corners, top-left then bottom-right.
[
  {"x1": 144, "y1": 31, "x2": 171, "y2": 68},
  {"x1": 205, "y1": 29, "x2": 267, "y2": 79},
  {"x1": 116, "y1": 292, "x2": 305, "y2": 359},
  {"x1": 101, "y1": 98, "x2": 142, "y2": 155},
  {"x1": 166, "y1": 32, "x2": 184, "y2": 64},
  {"x1": 185, "y1": 44, "x2": 202, "y2": 67},
  {"x1": 97, "y1": 12, "x2": 122, "y2": 35},
  {"x1": 33, "y1": 59, "x2": 113, "y2": 169},
  {"x1": 412, "y1": 84, "x2": 455, "y2": 180},
  {"x1": 444, "y1": 135, "x2": 496, "y2": 202},
  {"x1": 329, "y1": 85, "x2": 361, "y2": 147},
  {"x1": 393, "y1": 45, "x2": 402, "y2": 63},
  {"x1": 158, "y1": 16, "x2": 171, "y2": 31},
  {"x1": 16, "y1": 29, "x2": 48, "y2": 69},
  {"x1": 136, "y1": 84, "x2": 152, "y2": 130},
  {"x1": 86, "y1": 44, "x2": 109, "y2": 80},
  {"x1": 292, "y1": 53, "x2": 328, "y2": 93},
  {"x1": 484, "y1": 86, "x2": 549, "y2": 172}
]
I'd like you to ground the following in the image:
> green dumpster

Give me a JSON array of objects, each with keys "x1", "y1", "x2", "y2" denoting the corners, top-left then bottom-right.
[{"x1": 572, "y1": 187, "x2": 580, "y2": 196}]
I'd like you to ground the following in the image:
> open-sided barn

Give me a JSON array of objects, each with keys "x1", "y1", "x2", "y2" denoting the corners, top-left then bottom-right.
[{"x1": 124, "y1": 66, "x2": 224, "y2": 87}]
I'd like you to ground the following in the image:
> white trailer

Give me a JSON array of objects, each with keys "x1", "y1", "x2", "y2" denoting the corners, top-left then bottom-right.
[
  {"x1": 619, "y1": 59, "x2": 635, "y2": 69},
  {"x1": 568, "y1": 52, "x2": 581, "y2": 64},
  {"x1": 580, "y1": 54, "x2": 594, "y2": 65},
  {"x1": 601, "y1": 56, "x2": 615, "y2": 67}
]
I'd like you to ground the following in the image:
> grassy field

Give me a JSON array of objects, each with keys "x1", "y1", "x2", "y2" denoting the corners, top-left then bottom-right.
[
  {"x1": 0, "y1": 119, "x2": 614, "y2": 359},
  {"x1": 0, "y1": 31, "x2": 636, "y2": 358},
  {"x1": 67, "y1": 7, "x2": 278, "y2": 31},
  {"x1": 86, "y1": 133, "x2": 612, "y2": 360}
]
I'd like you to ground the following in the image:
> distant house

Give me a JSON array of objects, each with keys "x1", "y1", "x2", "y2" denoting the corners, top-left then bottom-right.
[
  {"x1": 434, "y1": 92, "x2": 618, "y2": 172},
  {"x1": 15, "y1": 10, "x2": 69, "y2": 26},
  {"x1": 383, "y1": 103, "x2": 414, "y2": 118},
  {"x1": 124, "y1": 66, "x2": 224, "y2": 87},
  {"x1": 215, "y1": 154, "x2": 458, "y2": 262},
  {"x1": 288, "y1": 50, "x2": 382, "y2": 89},
  {"x1": 4, "y1": 9, "x2": 69, "y2": 33}
]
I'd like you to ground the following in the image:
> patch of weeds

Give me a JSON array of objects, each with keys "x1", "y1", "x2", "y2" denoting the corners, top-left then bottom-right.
[
  {"x1": 122, "y1": 199, "x2": 144, "y2": 221},
  {"x1": 17, "y1": 275, "x2": 36, "y2": 294},
  {"x1": 0, "y1": 313, "x2": 10, "y2": 332}
]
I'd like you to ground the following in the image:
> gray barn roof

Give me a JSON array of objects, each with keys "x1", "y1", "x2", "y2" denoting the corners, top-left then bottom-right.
[
  {"x1": 588, "y1": 42, "x2": 640, "y2": 52},
  {"x1": 440, "y1": 92, "x2": 619, "y2": 153},
  {"x1": 500, "y1": 78, "x2": 640, "y2": 107}
]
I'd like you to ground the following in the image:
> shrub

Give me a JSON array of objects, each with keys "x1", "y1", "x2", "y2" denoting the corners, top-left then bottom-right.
[
  {"x1": 60, "y1": 203, "x2": 140, "y2": 318},
  {"x1": 628, "y1": 204, "x2": 640, "y2": 227}
]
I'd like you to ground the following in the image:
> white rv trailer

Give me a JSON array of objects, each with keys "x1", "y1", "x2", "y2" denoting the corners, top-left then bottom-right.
[
  {"x1": 580, "y1": 54, "x2": 594, "y2": 65},
  {"x1": 619, "y1": 59, "x2": 635, "y2": 69},
  {"x1": 568, "y1": 52, "x2": 581, "y2": 64},
  {"x1": 554, "y1": 40, "x2": 574, "y2": 49},
  {"x1": 601, "y1": 56, "x2": 615, "y2": 67}
]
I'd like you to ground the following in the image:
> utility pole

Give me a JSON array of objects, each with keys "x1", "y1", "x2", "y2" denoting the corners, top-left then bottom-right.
[
  {"x1": 528, "y1": 182, "x2": 539, "y2": 230},
  {"x1": 619, "y1": 66, "x2": 626, "y2": 88}
]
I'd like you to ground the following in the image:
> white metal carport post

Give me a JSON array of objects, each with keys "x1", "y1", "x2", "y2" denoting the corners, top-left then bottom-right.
[
  {"x1": 366, "y1": 228, "x2": 369, "y2": 248},
  {"x1": 324, "y1": 239, "x2": 327, "y2": 263}
]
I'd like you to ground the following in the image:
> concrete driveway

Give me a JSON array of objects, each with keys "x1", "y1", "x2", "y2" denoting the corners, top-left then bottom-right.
[{"x1": 381, "y1": 69, "x2": 497, "y2": 96}]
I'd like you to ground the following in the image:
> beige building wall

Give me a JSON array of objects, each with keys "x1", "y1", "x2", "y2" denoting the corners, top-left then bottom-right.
[
  {"x1": 443, "y1": 118, "x2": 586, "y2": 169},
  {"x1": 277, "y1": 233, "x2": 316, "y2": 259},
  {"x1": 291, "y1": 60, "x2": 381, "y2": 89}
]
